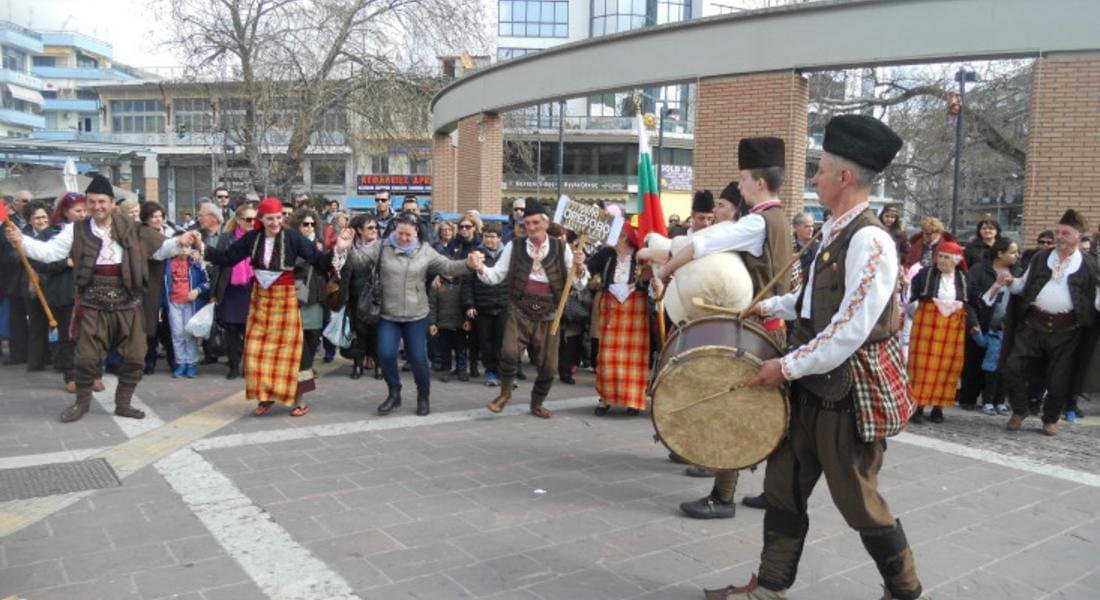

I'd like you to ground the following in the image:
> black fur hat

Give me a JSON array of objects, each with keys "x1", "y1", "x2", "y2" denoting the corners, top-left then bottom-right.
[{"x1": 823, "y1": 115, "x2": 903, "y2": 173}]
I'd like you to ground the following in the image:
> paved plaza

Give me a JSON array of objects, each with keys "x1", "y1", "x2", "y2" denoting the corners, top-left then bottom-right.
[{"x1": 1, "y1": 360, "x2": 1098, "y2": 600}]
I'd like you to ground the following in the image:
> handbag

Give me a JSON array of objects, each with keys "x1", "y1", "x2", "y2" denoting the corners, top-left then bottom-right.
[
  {"x1": 207, "y1": 320, "x2": 227, "y2": 355},
  {"x1": 295, "y1": 266, "x2": 313, "y2": 305},
  {"x1": 355, "y1": 258, "x2": 382, "y2": 325},
  {"x1": 324, "y1": 276, "x2": 344, "y2": 311}
]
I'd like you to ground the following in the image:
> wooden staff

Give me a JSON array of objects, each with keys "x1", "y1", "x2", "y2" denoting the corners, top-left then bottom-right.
[
  {"x1": 651, "y1": 274, "x2": 667, "y2": 345},
  {"x1": 550, "y1": 233, "x2": 587, "y2": 336},
  {"x1": 4, "y1": 220, "x2": 58, "y2": 334}
]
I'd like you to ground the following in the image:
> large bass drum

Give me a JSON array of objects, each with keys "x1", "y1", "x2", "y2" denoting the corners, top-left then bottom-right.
[{"x1": 650, "y1": 315, "x2": 788, "y2": 470}]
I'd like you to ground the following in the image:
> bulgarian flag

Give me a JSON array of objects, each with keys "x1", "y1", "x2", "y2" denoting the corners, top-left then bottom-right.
[{"x1": 635, "y1": 113, "x2": 667, "y2": 245}]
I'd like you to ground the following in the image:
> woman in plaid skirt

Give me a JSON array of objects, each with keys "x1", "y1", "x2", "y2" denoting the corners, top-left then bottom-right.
[
  {"x1": 906, "y1": 240, "x2": 975, "y2": 424},
  {"x1": 588, "y1": 223, "x2": 650, "y2": 416},
  {"x1": 204, "y1": 198, "x2": 339, "y2": 416}
]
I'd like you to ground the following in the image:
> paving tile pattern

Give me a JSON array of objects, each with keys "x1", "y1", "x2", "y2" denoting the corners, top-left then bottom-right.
[{"x1": 2, "y1": 361, "x2": 1100, "y2": 599}]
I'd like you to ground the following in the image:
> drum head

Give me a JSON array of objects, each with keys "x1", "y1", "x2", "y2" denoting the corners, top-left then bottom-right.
[{"x1": 652, "y1": 346, "x2": 788, "y2": 470}]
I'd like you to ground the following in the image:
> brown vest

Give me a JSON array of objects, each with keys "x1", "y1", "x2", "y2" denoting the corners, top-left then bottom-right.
[
  {"x1": 794, "y1": 209, "x2": 898, "y2": 345},
  {"x1": 71, "y1": 211, "x2": 149, "y2": 298},
  {"x1": 742, "y1": 204, "x2": 793, "y2": 301},
  {"x1": 507, "y1": 237, "x2": 566, "y2": 301}
]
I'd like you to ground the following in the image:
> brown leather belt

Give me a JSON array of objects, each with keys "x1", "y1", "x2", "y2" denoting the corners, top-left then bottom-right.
[{"x1": 1026, "y1": 307, "x2": 1077, "y2": 333}]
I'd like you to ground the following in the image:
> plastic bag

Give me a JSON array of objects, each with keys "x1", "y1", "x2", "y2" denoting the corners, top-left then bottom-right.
[
  {"x1": 186, "y1": 303, "x2": 215, "y2": 339},
  {"x1": 323, "y1": 307, "x2": 355, "y2": 349}
]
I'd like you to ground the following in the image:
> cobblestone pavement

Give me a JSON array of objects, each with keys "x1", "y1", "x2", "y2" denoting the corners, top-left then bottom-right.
[{"x1": 1, "y1": 359, "x2": 1098, "y2": 600}]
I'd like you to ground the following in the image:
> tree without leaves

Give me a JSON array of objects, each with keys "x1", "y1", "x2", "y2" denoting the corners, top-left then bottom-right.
[
  {"x1": 158, "y1": 0, "x2": 485, "y2": 197},
  {"x1": 809, "y1": 62, "x2": 1031, "y2": 231}
]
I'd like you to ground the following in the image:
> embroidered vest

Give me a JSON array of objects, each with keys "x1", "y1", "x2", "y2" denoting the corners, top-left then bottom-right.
[
  {"x1": 1021, "y1": 249, "x2": 1098, "y2": 328},
  {"x1": 794, "y1": 209, "x2": 898, "y2": 346},
  {"x1": 507, "y1": 237, "x2": 566, "y2": 301},
  {"x1": 741, "y1": 204, "x2": 793, "y2": 300},
  {"x1": 71, "y1": 212, "x2": 147, "y2": 297}
]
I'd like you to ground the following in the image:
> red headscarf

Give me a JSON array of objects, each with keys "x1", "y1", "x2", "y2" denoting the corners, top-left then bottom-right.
[
  {"x1": 937, "y1": 240, "x2": 967, "y2": 271},
  {"x1": 620, "y1": 221, "x2": 640, "y2": 249},
  {"x1": 255, "y1": 197, "x2": 283, "y2": 230},
  {"x1": 51, "y1": 192, "x2": 86, "y2": 226}
]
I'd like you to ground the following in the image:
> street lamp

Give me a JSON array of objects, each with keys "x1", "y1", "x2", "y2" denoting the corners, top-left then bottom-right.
[
  {"x1": 656, "y1": 105, "x2": 680, "y2": 191},
  {"x1": 950, "y1": 68, "x2": 978, "y2": 236}
]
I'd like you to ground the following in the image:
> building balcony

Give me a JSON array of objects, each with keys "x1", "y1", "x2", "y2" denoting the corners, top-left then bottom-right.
[
  {"x1": 502, "y1": 114, "x2": 694, "y2": 135},
  {"x1": 39, "y1": 32, "x2": 112, "y2": 60},
  {"x1": 0, "y1": 108, "x2": 46, "y2": 129},
  {"x1": 0, "y1": 27, "x2": 44, "y2": 53},
  {"x1": 42, "y1": 98, "x2": 100, "y2": 112},
  {"x1": 31, "y1": 66, "x2": 135, "y2": 81},
  {"x1": 0, "y1": 70, "x2": 44, "y2": 90},
  {"x1": 49, "y1": 129, "x2": 348, "y2": 149}
]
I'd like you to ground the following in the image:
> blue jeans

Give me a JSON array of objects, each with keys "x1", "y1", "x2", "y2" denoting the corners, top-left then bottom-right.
[
  {"x1": 168, "y1": 302, "x2": 199, "y2": 366},
  {"x1": 377, "y1": 317, "x2": 430, "y2": 393}
]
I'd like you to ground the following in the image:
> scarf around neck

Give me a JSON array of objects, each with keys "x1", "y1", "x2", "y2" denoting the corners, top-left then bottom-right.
[{"x1": 388, "y1": 231, "x2": 419, "y2": 254}]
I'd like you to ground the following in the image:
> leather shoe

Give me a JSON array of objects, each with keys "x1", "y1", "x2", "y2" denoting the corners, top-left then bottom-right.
[
  {"x1": 1006, "y1": 413, "x2": 1026, "y2": 431},
  {"x1": 685, "y1": 465, "x2": 714, "y2": 478},
  {"x1": 487, "y1": 392, "x2": 511, "y2": 413},
  {"x1": 704, "y1": 575, "x2": 787, "y2": 599},
  {"x1": 680, "y1": 494, "x2": 735, "y2": 519},
  {"x1": 530, "y1": 404, "x2": 552, "y2": 418},
  {"x1": 226, "y1": 366, "x2": 240, "y2": 380},
  {"x1": 1042, "y1": 422, "x2": 1058, "y2": 436},
  {"x1": 741, "y1": 494, "x2": 767, "y2": 510}
]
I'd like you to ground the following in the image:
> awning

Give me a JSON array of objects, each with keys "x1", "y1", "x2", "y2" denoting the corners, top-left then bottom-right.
[{"x1": 6, "y1": 84, "x2": 44, "y2": 106}]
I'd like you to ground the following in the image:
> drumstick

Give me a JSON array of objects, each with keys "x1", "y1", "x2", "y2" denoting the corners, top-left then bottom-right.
[
  {"x1": 664, "y1": 384, "x2": 747, "y2": 415},
  {"x1": 738, "y1": 229, "x2": 823, "y2": 318},
  {"x1": 691, "y1": 297, "x2": 743, "y2": 316},
  {"x1": 651, "y1": 277, "x2": 667, "y2": 344}
]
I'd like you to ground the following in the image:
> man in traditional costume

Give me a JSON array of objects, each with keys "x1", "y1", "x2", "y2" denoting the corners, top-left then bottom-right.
[
  {"x1": 5, "y1": 175, "x2": 200, "y2": 422},
  {"x1": 1000, "y1": 209, "x2": 1100, "y2": 436},
  {"x1": 470, "y1": 199, "x2": 587, "y2": 418},
  {"x1": 656, "y1": 137, "x2": 793, "y2": 521},
  {"x1": 706, "y1": 115, "x2": 924, "y2": 600}
]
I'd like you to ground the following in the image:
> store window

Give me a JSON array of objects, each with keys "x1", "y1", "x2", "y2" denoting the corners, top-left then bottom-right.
[
  {"x1": 498, "y1": 47, "x2": 540, "y2": 61},
  {"x1": 370, "y1": 154, "x2": 389, "y2": 173},
  {"x1": 499, "y1": 1, "x2": 568, "y2": 38}
]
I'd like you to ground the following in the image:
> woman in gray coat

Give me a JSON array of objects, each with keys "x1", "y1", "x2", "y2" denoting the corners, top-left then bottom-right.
[{"x1": 341, "y1": 213, "x2": 478, "y2": 416}]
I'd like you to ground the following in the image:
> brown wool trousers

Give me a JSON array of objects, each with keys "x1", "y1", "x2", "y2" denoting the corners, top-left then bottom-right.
[
  {"x1": 73, "y1": 305, "x2": 146, "y2": 411},
  {"x1": 498, "y1": 309, "x2": 560, "y2": 405},
  {"x1": 757, "y1": 394, "x2": 922, "y2": 599}
]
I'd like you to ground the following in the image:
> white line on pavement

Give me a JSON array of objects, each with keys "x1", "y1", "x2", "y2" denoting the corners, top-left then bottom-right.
[
  {"x1": 92, "y1": 374, "x2": 166, "y2": 436},
  {"x1": 192, "y1": 396, "x2": 600, "y2": 451},
  {"x1": 0, "y1": 447, "x2": 104, "y2": 470},
  {"x1": 154, "y1": 448, "x2": 361, "y2": 600},
  {"x1": 894, "y1": 431, "x2": 1100, "y2": 488}
]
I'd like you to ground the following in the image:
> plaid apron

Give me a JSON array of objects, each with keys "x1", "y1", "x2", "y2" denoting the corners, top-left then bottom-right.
[
  {"x1": 907, "y1": 301, "x2": 966, "y2": 407},
  {"x1": 596, "y1": 290, "x2": 650, "y2": 410},
  {"x1": 850, "y1": 335, "x2": 912, "y2": 441},
  {"x1": 244, "y1": 281, "x2": 304, "y2": 405}
]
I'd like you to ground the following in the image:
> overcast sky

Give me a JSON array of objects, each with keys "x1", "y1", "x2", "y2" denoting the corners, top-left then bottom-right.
[{"x1": 4, "y1": 0, "x2": 180, "y2": 68}]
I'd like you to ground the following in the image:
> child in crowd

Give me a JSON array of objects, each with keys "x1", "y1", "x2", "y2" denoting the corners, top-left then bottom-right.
[
  {"x1": 429, "y1": 273, "x2": 469, "y2": 382},
  {"x1": 165, "y1": 247, "x2": 209, "y2": 378}
]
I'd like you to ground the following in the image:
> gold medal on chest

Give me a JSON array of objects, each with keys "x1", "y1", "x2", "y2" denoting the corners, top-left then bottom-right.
[{"x1": 821, "y1": 251, "x2": 830, "y2": 262}]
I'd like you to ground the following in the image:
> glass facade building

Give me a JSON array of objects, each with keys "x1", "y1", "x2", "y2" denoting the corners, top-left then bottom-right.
[{"x1": 498, "y1": 1, "x2": 569, "y2": 38}]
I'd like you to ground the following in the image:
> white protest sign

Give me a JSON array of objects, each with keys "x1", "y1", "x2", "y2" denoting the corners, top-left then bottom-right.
[{"x1": 552, "y1": 195, "x2": 623, "y2": 247}]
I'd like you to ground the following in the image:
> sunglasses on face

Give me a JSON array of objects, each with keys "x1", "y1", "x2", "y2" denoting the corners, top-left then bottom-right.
[
  {"x1": 242, "y1": 217, "x2": 255, "y2": 222},
  {"x1": 216, "y1": 194, "x2": 229, "y2": 199},
  {"x1": 364, "y1": 225, "x2": 377, "y2": 231},
  {"x1": 301, "y1": 222, "x2": 316, "y2": 227},
  {"x1": 458, "y1": 224, "x2": 474, "y2": 229},
  {"x1": 1038, "y1": 239, "x2": 1054, "y2": 245}
]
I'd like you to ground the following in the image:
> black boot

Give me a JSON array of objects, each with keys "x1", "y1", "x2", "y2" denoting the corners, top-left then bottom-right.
[
  {"x1": 373, "y1": 366, "x2": 382, "y2": 380},
  {"x1": 861, "y1": 520, "x2": 923, "y2": 600},
  {"x1": 416, "y1": 389, "x2": 430, "y2": 416},
  {"x1": 350, "y1": 358, "x2": 363, "y2": 380},
  {"x1": 377, "y1": 384, "x2": 401, "y2": 415}
]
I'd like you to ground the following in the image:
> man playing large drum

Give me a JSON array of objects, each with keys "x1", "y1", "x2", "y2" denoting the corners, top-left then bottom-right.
[
  {"x1": 656, "y1": 137, "x2": 793, "y2": 521},
  {"x1": 705, "y1": 115, "x2": 924, "y2": 600}
]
